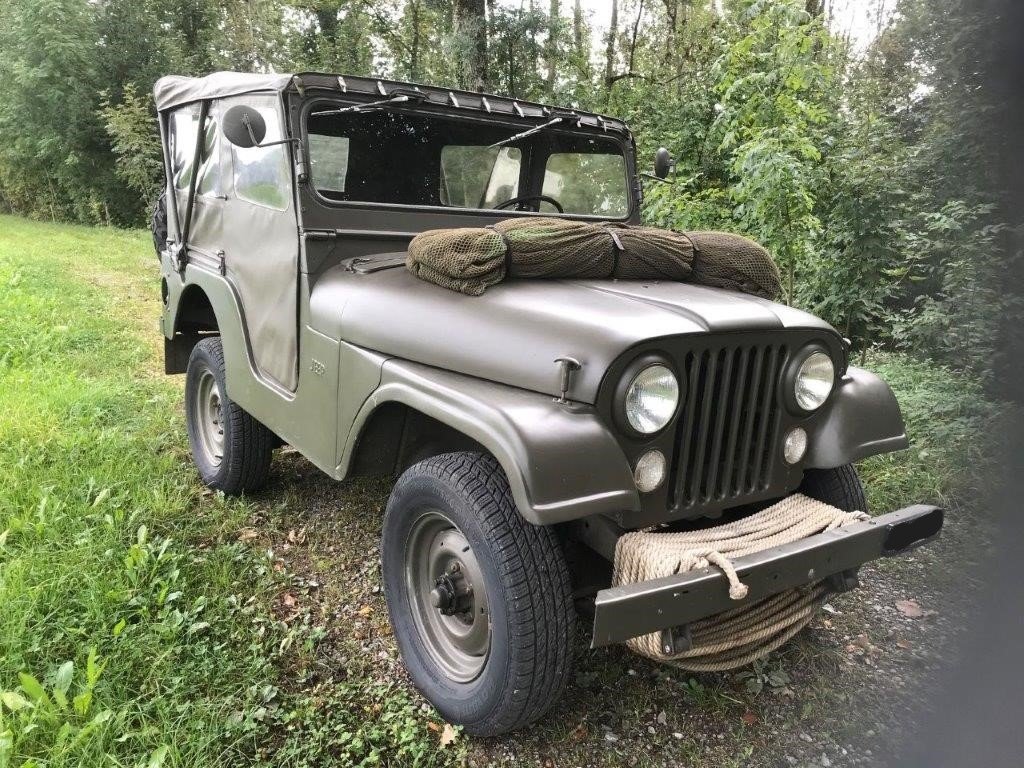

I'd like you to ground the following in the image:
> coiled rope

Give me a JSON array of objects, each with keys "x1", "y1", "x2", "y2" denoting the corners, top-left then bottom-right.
[{"x1": 612, "y1": 493, "x2": 868, "y2": 671}]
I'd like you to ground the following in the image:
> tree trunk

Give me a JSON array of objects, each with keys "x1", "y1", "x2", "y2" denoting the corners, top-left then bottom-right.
[
  {"x1": 603, "y1": 0, "x2": 618, "y2": 94},
  {"x1": 545, "y1": 0, "x2": 560, "y2": 93},
  {"x1": 573, "y1": 0, "x2": 584, "y2": 55},
  {"x1": 453, "y1": 0, "x2": 488, "y2": 90},
  {"x1": 410, "y1": 0, "x2": 421, "y2": 79}
]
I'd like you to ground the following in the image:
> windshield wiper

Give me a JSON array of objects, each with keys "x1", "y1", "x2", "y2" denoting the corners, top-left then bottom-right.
[
  {"x1": 311, "y1": 94, "x2": 413, "y2": 118},
  {"x1": 489, "y1": 116, "x2": 563, "y2": 148}
]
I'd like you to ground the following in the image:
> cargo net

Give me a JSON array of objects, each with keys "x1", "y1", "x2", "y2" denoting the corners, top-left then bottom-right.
[
  {"x1": 405, "y1": 217, "x2": 782, "y2": 300},
  {"x1": 612, "y1": 494, "x2": 868, "y2": 672}
]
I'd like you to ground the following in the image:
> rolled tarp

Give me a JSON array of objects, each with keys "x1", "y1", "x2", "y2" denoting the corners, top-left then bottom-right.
[{"x1": 405, "y1": 217, "x2": 780, "y2": 300}]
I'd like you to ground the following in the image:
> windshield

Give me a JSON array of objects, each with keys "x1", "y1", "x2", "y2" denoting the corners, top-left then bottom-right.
[{"x1": 305, "y1": 106, "x2": 630, "y2": 218}]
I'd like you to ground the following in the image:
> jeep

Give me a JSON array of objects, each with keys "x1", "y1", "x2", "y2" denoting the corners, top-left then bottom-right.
[{"x1": 151, "y1": 71, "x2": 942, "y2": 736}]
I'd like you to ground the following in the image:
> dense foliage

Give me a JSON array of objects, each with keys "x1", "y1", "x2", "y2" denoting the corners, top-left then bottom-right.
[{"x1": 0, "y1": 0, "x2": 1018, "y2": 384}]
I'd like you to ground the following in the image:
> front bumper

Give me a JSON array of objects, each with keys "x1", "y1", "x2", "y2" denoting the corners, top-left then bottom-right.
[{"x1": 591, "y1": 504, "x2": 944, "y2": 648}]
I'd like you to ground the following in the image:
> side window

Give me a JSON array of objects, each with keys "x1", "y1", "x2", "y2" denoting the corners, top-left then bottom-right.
[
  {"x1": 542, "y1": 152, "x2": 628, "y2": 217},
  {"x1": 169, "y1": 105, "x2": 221, "y2": 197},
  {"x1": 229, "y1": 97, "x2": 290, "y2": 211},
  {"x1": 169, "y1": 107, "x2": 199, "y2": 191},
  {"x1": 440, "y1": 146, "x2": 521, "y2": 208},
  {"x1": 308, "y1": 134, "x2": 350, "y2": 194}
]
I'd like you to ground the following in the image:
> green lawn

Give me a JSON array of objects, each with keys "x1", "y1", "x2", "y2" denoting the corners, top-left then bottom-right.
[
  {"x1": 0, "y1": 216, "x2": 451, "y2": 767},
  {"x1": 0, "y1": 215, "x2": 1004, "y2": 767}
]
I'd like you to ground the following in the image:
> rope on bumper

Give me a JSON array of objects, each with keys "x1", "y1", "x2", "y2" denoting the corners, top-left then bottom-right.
[{"x1": 612, "y1": 493, "x2": 868, "y2": 671}]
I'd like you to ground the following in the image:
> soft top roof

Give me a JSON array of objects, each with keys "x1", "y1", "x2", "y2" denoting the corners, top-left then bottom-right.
[{"x1": 152, "y1": 71, "x2": 629, "y2": 133}]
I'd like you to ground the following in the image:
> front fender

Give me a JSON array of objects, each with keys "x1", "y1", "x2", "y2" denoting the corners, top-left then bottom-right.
[
  {"x1": 805, "y1": 366, "x2": 909, "y2": 468},
  {"x1": 341, "y1": 360, "x2": 641, "y2": 525}
]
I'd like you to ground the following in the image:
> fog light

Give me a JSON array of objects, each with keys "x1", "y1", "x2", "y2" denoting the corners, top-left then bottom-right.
[
  {"x1": 634, "y1": 450, "x2": 667, "y2": 492},
  {"x1": 783, "y1": 427, "x2": 808, "y2": 464}
]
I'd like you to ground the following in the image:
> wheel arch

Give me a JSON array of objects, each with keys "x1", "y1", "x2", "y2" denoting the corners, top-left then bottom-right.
[
  {"x1": 163, "y1": 270, "x2": 252, "y2": 393},
  {"x1": 339, "y1": 359, "x2": 640, "y2": 526}
]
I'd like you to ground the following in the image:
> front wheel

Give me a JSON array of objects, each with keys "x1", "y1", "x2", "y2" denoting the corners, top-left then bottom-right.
[
  {"x1": 799, "y1": 463, "x2": 868, "y2": 513},
  {"x1": 184, "y1": 337, "x2": 273, "y2": 494},
  {"x1": 381, "y1": 452, "x2": 575, "y2": 736}
]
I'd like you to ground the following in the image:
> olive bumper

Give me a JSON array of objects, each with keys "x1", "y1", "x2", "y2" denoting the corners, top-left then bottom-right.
[{"x1": 591, "y1": 504, "x2": 944, "y2": 648}]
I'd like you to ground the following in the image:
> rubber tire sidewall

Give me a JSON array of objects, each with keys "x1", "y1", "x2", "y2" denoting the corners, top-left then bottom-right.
[
  {"x1": 799, "y1": 464, "x2": 868, "y2": 513},
  {"x1": 381, "y1": 454, "x2": 572, "y2": 735},
  {"x1": 184, "y1": 337, "x2": 271, "y2": 494}
]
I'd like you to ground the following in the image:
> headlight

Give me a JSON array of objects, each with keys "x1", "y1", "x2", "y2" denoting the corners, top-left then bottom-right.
[
  {"x1": 794, "y1": 350, "x2": 835, "y2": 411},
  {"x1": 624, "y1": 364, "x2": 679, "y2": 434}
]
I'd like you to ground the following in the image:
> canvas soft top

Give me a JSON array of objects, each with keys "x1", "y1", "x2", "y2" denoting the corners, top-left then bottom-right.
[{"x1": 152, "y1": 71, "x2": 630, "y2": 133}]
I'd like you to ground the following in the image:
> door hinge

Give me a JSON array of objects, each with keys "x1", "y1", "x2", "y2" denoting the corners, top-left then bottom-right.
[{"x1": 216, "y1": 250, "x2": 226, "y2": 276}]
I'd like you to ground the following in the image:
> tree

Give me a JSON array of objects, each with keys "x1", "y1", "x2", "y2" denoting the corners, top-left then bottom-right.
[{"x1": 711, "y1": 0, "x2": 832, "y2": 303}]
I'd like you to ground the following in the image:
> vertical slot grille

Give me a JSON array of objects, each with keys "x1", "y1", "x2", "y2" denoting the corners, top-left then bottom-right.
[{"x1": 672, "y1": 342, "x2": 787, "y2": 509}]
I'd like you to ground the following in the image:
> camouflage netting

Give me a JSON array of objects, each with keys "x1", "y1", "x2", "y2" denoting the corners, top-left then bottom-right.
[
  {"x1": 405, "y1": 218, "x2": 782, "y2": 300},
  {"x1": 687, "y1": 231, "x2": 782, "y2": 300}
]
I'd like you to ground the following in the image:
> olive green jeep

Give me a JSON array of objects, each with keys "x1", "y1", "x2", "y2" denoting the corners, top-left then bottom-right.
[{"x1": 152, "y1": 71, "x2": 942, "y2": 736}]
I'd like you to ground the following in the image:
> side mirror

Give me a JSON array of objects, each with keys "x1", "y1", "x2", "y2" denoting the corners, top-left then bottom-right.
[
  {"x1": 654, "y1": 147, "x2": 674, "y2": 179},
  {"x1": 222, "y1": 104, "x2": 266, "y2": 148}
]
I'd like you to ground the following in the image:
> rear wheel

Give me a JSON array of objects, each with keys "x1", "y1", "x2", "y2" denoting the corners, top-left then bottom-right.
[
  {"x1": 381, "y1": 452, "x2": 575, "y2": 736},
  {"x1": 184, "y1": 337, "x2": 273, "y2": 494},
  {"x1": 799, "y1": 463, "x2": 868, "y2": 513}
]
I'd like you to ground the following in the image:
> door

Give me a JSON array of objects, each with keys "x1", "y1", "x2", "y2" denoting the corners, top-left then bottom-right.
[{"x1": 219, "y1": 94, "x2": 300, "y2": 392}]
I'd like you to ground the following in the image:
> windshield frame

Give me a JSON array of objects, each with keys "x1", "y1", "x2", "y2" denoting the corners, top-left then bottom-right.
[{"x1": 297, "y1": 96, "x2": 637, "y2": 222}]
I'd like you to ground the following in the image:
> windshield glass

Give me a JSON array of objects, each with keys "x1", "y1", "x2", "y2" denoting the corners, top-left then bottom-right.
[{"x1": 305, "y1": 106, "x2": 630, "y2": 217}]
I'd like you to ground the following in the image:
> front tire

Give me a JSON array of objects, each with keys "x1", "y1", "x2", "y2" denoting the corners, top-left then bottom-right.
[
  {"x1": 184, "y1": 337, "x2": 273, "y2": 494},
  {"x1": 799, "y1": 463, "x2": 867, "y2": 513},
  {"x1": 382, "y1": 452, "x2": 575, "y2": 736}
]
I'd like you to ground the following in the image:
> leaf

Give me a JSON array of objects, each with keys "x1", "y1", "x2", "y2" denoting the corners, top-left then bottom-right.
[
  {"x1": 1, "y1": 691, "x2": 31, "y2": 711},
  {"x1": 0, "y1": 529, "x2": 9, "y2": 549},
  {"x1": 895, "y1": 599, "x2": 924, "y2": 618},
  {"x1": 54, "y1": 661, "x2": 74, "y2": 695},
  {"x1": 147, "y1": 745, "x2": 170, "y2": 768},
  {"x1": 187, "y1": 621, "x2": 210, "y2": 635},
  {"x1": 741, "y1": 711, "x2": 758, "y2": 726},
  {"x1": 73, "y1": 691, "x2": 93, "y2": 717},
  {"x1": 18, "y1": 674, "x2": 49, "y2": 706},
  {"x1": 439, "y1": 723, "x2": 458, "y2": 747}
]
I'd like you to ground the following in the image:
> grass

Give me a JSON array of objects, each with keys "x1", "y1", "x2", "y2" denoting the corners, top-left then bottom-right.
[
  {"x1": 857, "y1": 350, "x2": 1004, "y2": 511},
  {"x1": 0, "y1": 216, "x2": 455, "y2": 767},
  {"x1": 0, "y1": 214, "x2": 1006, "y2": 767}
]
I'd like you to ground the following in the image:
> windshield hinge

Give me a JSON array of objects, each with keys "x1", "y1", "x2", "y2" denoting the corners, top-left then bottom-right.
[{"x1": 169, "y1": 242, "x2": 187, "y2": 273}]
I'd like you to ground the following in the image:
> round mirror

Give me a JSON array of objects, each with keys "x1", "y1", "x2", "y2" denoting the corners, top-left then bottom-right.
[
  {"x1": 222, "y1": 104, "x2": 267, "y2": 148},
  {"x1": 654, "y1": 147, "x2": 673, "y2": 179}
]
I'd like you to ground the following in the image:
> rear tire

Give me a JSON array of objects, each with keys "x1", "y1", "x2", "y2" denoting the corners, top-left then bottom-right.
[
  {"x1": 184, "y1": 337, "x2": 273, "y2": 494},
  {"x1": 381, "y1": 452, "x2": 575, "y2": 736},
  {"x1": 799, "y1": 464, "x2": 867, "y2": 513},
  {"x1": 151, "y1": 189, "x2": 168, "y2": 257}
]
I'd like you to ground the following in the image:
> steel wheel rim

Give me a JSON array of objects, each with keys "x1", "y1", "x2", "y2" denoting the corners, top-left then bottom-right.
[
  {"x1": 404, "y1": 510, "x2": 490, "y2": 683},
  {"x1": 193, "y1": 368, "x2": 225, "y2": 467}
]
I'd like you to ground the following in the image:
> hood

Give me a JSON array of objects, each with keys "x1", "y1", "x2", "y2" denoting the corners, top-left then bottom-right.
[{"x1": 308, "y1": 256, "x2": 837, "y2": 403}]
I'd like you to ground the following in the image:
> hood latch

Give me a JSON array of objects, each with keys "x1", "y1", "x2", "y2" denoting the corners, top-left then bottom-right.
[{"x1": 554, "y1": 357, "x2": 581, "y2": 403}]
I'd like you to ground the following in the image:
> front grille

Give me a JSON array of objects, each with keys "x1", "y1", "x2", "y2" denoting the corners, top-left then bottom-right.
[{"x1": 671, "y1": 341, "x2": 788, "y2": 510}]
